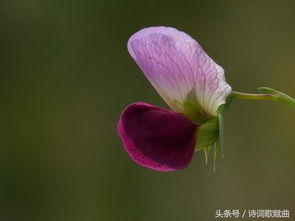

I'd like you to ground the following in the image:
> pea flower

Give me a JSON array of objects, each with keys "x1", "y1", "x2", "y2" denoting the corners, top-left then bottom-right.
[
  {"x1": 117, "y1": 26, "x2": 295, "y2": 172},
  {"x1": 117, "y1": 27, "x2": 231, "y2": 171}
]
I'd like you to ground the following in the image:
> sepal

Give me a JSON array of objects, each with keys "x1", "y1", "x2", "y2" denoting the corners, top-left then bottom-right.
[
  {"x1": 196, "y1": 95, "x2": 233, "y2": 168},
  {"x1": 195, "y1": 117, "x2": 219, "y2": 151}
]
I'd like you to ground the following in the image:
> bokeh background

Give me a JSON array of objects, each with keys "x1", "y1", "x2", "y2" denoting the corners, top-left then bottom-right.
[{"x1": 1, "y1": 0, "x2": 295, "y2": 220}]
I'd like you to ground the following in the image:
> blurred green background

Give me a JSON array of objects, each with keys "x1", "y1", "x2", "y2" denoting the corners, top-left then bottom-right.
[{"x1": 1, "y1": 0, "x2": 295, "y2": 220}]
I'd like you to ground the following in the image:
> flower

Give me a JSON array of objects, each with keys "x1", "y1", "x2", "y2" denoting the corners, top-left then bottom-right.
[{"x1": 118, "y1": 26, "x2": 232, "y2": 171}]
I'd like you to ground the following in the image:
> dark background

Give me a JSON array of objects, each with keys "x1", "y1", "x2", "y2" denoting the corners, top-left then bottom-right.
[{"x1": 1, "y1": 0, "x2": 295, "y2": 220}]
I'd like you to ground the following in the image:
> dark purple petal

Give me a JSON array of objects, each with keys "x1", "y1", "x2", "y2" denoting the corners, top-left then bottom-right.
[{"x1": 117, "y1": 102, "x2": 198, "y2": 171}]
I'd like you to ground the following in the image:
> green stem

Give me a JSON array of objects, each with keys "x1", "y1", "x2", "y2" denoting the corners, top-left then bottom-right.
[
  {"x1": 231, "y1": 92, "x2": 274, "y2": 101},
  {"x1": 231, "y1": 87, "x2": 295, "y2": 110}
]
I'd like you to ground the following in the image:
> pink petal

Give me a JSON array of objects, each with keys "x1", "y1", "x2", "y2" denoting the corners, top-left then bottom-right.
[
  {"x1": 128, "y1": 26, "x2": 231, "y2": 116},
  {"x1": 117, "y1": 102, "x2": 198, "y2": 171}
]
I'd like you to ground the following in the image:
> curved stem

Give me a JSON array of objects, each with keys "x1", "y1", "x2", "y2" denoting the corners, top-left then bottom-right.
[
  {"x1": 231, "y1": 92, "x2": 274, "y2": 101},
  {"x1": 231, "y1": 88, "x2": 295, "y2": 110},
  {"x1": 258, "y1": 87, "x2": 295, "y2": 110}
]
